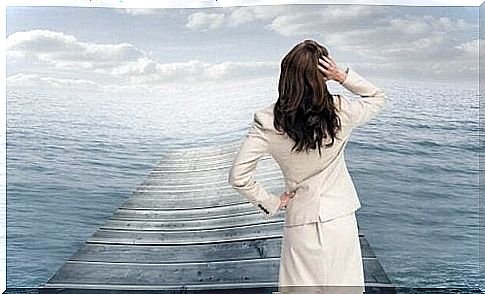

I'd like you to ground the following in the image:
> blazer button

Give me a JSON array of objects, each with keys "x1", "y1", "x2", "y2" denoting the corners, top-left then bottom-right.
[{"x1": 258, "y1": 204, "x2": 269, "y2": 214}]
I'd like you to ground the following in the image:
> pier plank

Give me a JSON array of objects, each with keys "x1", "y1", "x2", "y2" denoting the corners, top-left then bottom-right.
[
  {"x1": 47, "y1": 258, "x2": 390, "y2": 287},
  {"x1": 69, "y1": 235, "x2": 376, "y2": 264},
  {"x1": 87, "y1": 222, "x2": 284, "y2": 245},
  {"x1": 47, "y1": 259, "x2": 281, "y2": 286},
  {"x1": 111, "y1": 204, "x2": 258, "y2": 219},
  {"x1": 102, "y1": 213, "x2": 286, "y2": 230},
  {"x1": 69, "y1": 239, "x2": 284, "y2": 263}
]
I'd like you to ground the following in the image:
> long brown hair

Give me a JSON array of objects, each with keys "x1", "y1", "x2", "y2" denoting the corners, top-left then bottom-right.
[{"x1": 274, "y1": 39, "x2": 342, "y2": 156}]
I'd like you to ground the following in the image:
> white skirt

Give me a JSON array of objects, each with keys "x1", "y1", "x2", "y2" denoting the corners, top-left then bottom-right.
[{"x1": 276, "y1": 211, "x2": 365, "y2": 294}]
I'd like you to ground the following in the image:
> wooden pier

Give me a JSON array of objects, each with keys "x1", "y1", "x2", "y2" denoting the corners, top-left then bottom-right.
[{"x1": 40, "y1": 141, "x2": 396, "y2": 293}]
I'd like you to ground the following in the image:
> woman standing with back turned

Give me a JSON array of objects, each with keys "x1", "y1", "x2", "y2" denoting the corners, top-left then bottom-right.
[{"x1": 228, "y1": 39, "x2": 388, "y2": 293}]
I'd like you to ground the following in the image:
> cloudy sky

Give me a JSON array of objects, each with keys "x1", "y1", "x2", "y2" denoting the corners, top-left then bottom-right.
[{"x1": 5, "y1": 4, "x2": 479, "y2": 95}]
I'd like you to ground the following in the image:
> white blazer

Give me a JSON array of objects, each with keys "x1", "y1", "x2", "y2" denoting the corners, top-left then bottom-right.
[{"x1": 228, "y1": 68, "x2": 388, "y2": 226}]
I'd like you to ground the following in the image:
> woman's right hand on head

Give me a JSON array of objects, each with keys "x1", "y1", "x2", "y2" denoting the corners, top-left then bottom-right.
[{"x1": 317, "y1": 55, "x2": 348, "y2": 84}]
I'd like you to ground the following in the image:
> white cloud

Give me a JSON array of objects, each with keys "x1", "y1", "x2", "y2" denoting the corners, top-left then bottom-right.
[
  {"x1": 6, "y1": 29, "x2": 279, "y2": 91},
  {"x1": 225, "y1": 5, "x2": 291, "y2": 26},
  {"x1": 7, "y1": 29, "x2": 150, "y2": 74},
  {"x1": 324, "y1": 15, "x2": 478, "y2": 79},
  {"x1": 203, "y1": 60, "x2": 278, "y2": 79},
  {"x1": 266, "y1": 5, "x2": 387, "y2": 36},
  {"x1": 181, "y1": 5, "x2": 477, "y2": 79},
  {"x1": 455, "y1": 38, "x2": 479, "y2": 58},
  {"x1": 184, "y1": 5, "x2": 386, "y2": 33},
  {"x1": 185, "y1": 12, "x2": 225, "y2": 31},
  {"x1": 119, "y1": 8, "x2": 164, "y2": 15},
  {"x1": 184, "y1": 5, "x2": 294, "y2": 30},
  {"x1": 7, "y1": 5, "x2": 479, "y2": 89},
  {"x1": 323, "y1": 14, "x2": 476, "y2": 59},
  {"x1": 131, "y1": 59, "x2": 278, "y2": 85}
]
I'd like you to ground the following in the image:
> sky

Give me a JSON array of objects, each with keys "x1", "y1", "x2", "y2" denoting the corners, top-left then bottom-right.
[{"x1": 5, "y1": 4, "x2": 480, "y2": 95}]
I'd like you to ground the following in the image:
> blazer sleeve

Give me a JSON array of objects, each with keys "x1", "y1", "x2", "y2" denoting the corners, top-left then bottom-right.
[
  {"x1": 228, "y1": 111, "x2": 281, "y2": 220},
  {"x1": 339, "y1": 68, "x2": 388, "y2": 128}
]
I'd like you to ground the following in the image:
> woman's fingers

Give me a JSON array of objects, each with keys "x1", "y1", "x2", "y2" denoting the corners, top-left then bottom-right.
[
  {"x1": 318, "y1": 64, "x2": 331, "y2": 81},
  {"x1": 318, "y1": 62, "x2": 330, "y2": 75},
  {"x1": 318, "y1": 58, "x2": 330, "y2": 68},
  {"x1": 317, "y1": 67, "x2": 329, "y2": 81},
  {"x1": 317, "y1": 64, "x2": 328, "y2": 74},
  {"x1": 321, "y1": 56, "x2": 336, "y2": 70},
  {"x1": 319, "y1": 55, "x2": 340, "y2": 82},
  {"x1": 326, "y1": 54, "x2": 337, "y2": 67},
  {"x1": 280, "y1": 191, "x2": 296, "y2": 209},
  {"x1": 281, "y1": 191, "x2": 296, "y2": 200},
  {"x1": 322, "y1": 55, "x2": 337, "y2": 71},
  {"x1": 281, "y1": 191, "x2": 296, "y2": 199}
]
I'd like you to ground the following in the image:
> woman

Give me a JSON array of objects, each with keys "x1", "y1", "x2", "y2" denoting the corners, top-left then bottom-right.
[{"x1": 228, "y1": 39, "x2": 387, "y2": 293}]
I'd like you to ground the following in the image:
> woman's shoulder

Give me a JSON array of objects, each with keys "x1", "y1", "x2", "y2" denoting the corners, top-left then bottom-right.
[
  {"x1": 253, "y1": 102, "x2": 279, "y2": 132},
  {"x1": 254, "y1": 102, "x2": 276, "y2": 119}
]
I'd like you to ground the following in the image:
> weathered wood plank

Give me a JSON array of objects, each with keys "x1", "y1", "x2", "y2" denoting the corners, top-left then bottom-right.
[
  {"x1": 70, "y1": 239, "x2": 283, "y2": 263},
  {"x1": 118, "y1": 200, "x2": 253, "y2": 211},
  {"x1": 363, "y1": 257, "x2": 393, "y2": 284},
  {"x1": 119, "y1": 197, "x2": 249, "y2": 209},
  {"x1": 112, "y1": 203, "x2": 259, "y2": 219},
  {"x1": 151, "y1": 156, "x2": 275, "y2": 171},
  {"x1": 156, "y1": 153, "x2": 237, "y2": 164},
  {"x1": 131, "y1": 182, "x2": 282, "y2": 196},
  {"x1": 46, "y1": 257, "x2": 388, "y2": 287},
  {"x1": 359, "y1": 235, "x2": 377, "y2": 258},
  {"x1": 110, "y1": 207, "x2": 259, "y2": 221},
  {"x1": 157, "y1": 142, "x2": 240, "y2": 156},
  {"x1": 157, "y1": 152, "x2": 237, "y2": 162},
  {"x1": 151, "y1": 157, "x2": 246, "y2": 170},
  {"x1": 137, "y1": 175, "x2": 282, "y2": 190},
  {"x1": 69, "y1": 235, "x2": 375, "y2": 264},
  {"x1": 87, "y1": 222, "x2": 285, "y2": 245},
  {"x1": 120, "y1": 188, "x2": 287, "y2": 208},
  {"x1": 46, "y1": 258, "x2": 281, "y2": 286},
  {"x1": 140, "y1": 171, "x2": 282, "y2": 187},
  {"x1": 148, "y1": 163, "x2": 278, "y2": 177},
  {"x1": 102, "y1": 213, "x2": 285, "y2": 231}
]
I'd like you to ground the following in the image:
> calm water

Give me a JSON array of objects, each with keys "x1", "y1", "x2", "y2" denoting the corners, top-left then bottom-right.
[{"x1": 6, "y1": 76, "x2": 479, "y2": 289}]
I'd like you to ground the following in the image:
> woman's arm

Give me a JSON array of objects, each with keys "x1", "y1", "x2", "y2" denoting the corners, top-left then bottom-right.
[
  {"x1": 228, "y1": 111, "x2": 282, "y2": 219},
  {"x1": 339, "y1": 67, "x2": 388, "y2": 128},
  {"x1": 318, "y1": 55, "x2": 388, "y2": 128}
]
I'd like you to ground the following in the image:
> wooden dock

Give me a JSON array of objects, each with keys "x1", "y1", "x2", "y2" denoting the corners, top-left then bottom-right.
[{"x1": 40, "y1": 141, "x2": 396, "y2": 293}]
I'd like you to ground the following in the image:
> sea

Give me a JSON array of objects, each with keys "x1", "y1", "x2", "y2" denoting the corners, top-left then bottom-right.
[{"x1": 5, "y1": 75, "x2": 480, "y2": 291}]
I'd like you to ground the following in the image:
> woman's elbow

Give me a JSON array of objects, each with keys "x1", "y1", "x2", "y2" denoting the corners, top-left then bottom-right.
[{"x1": 228, "y1": 167, "x2": 247, "y2": 189}]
